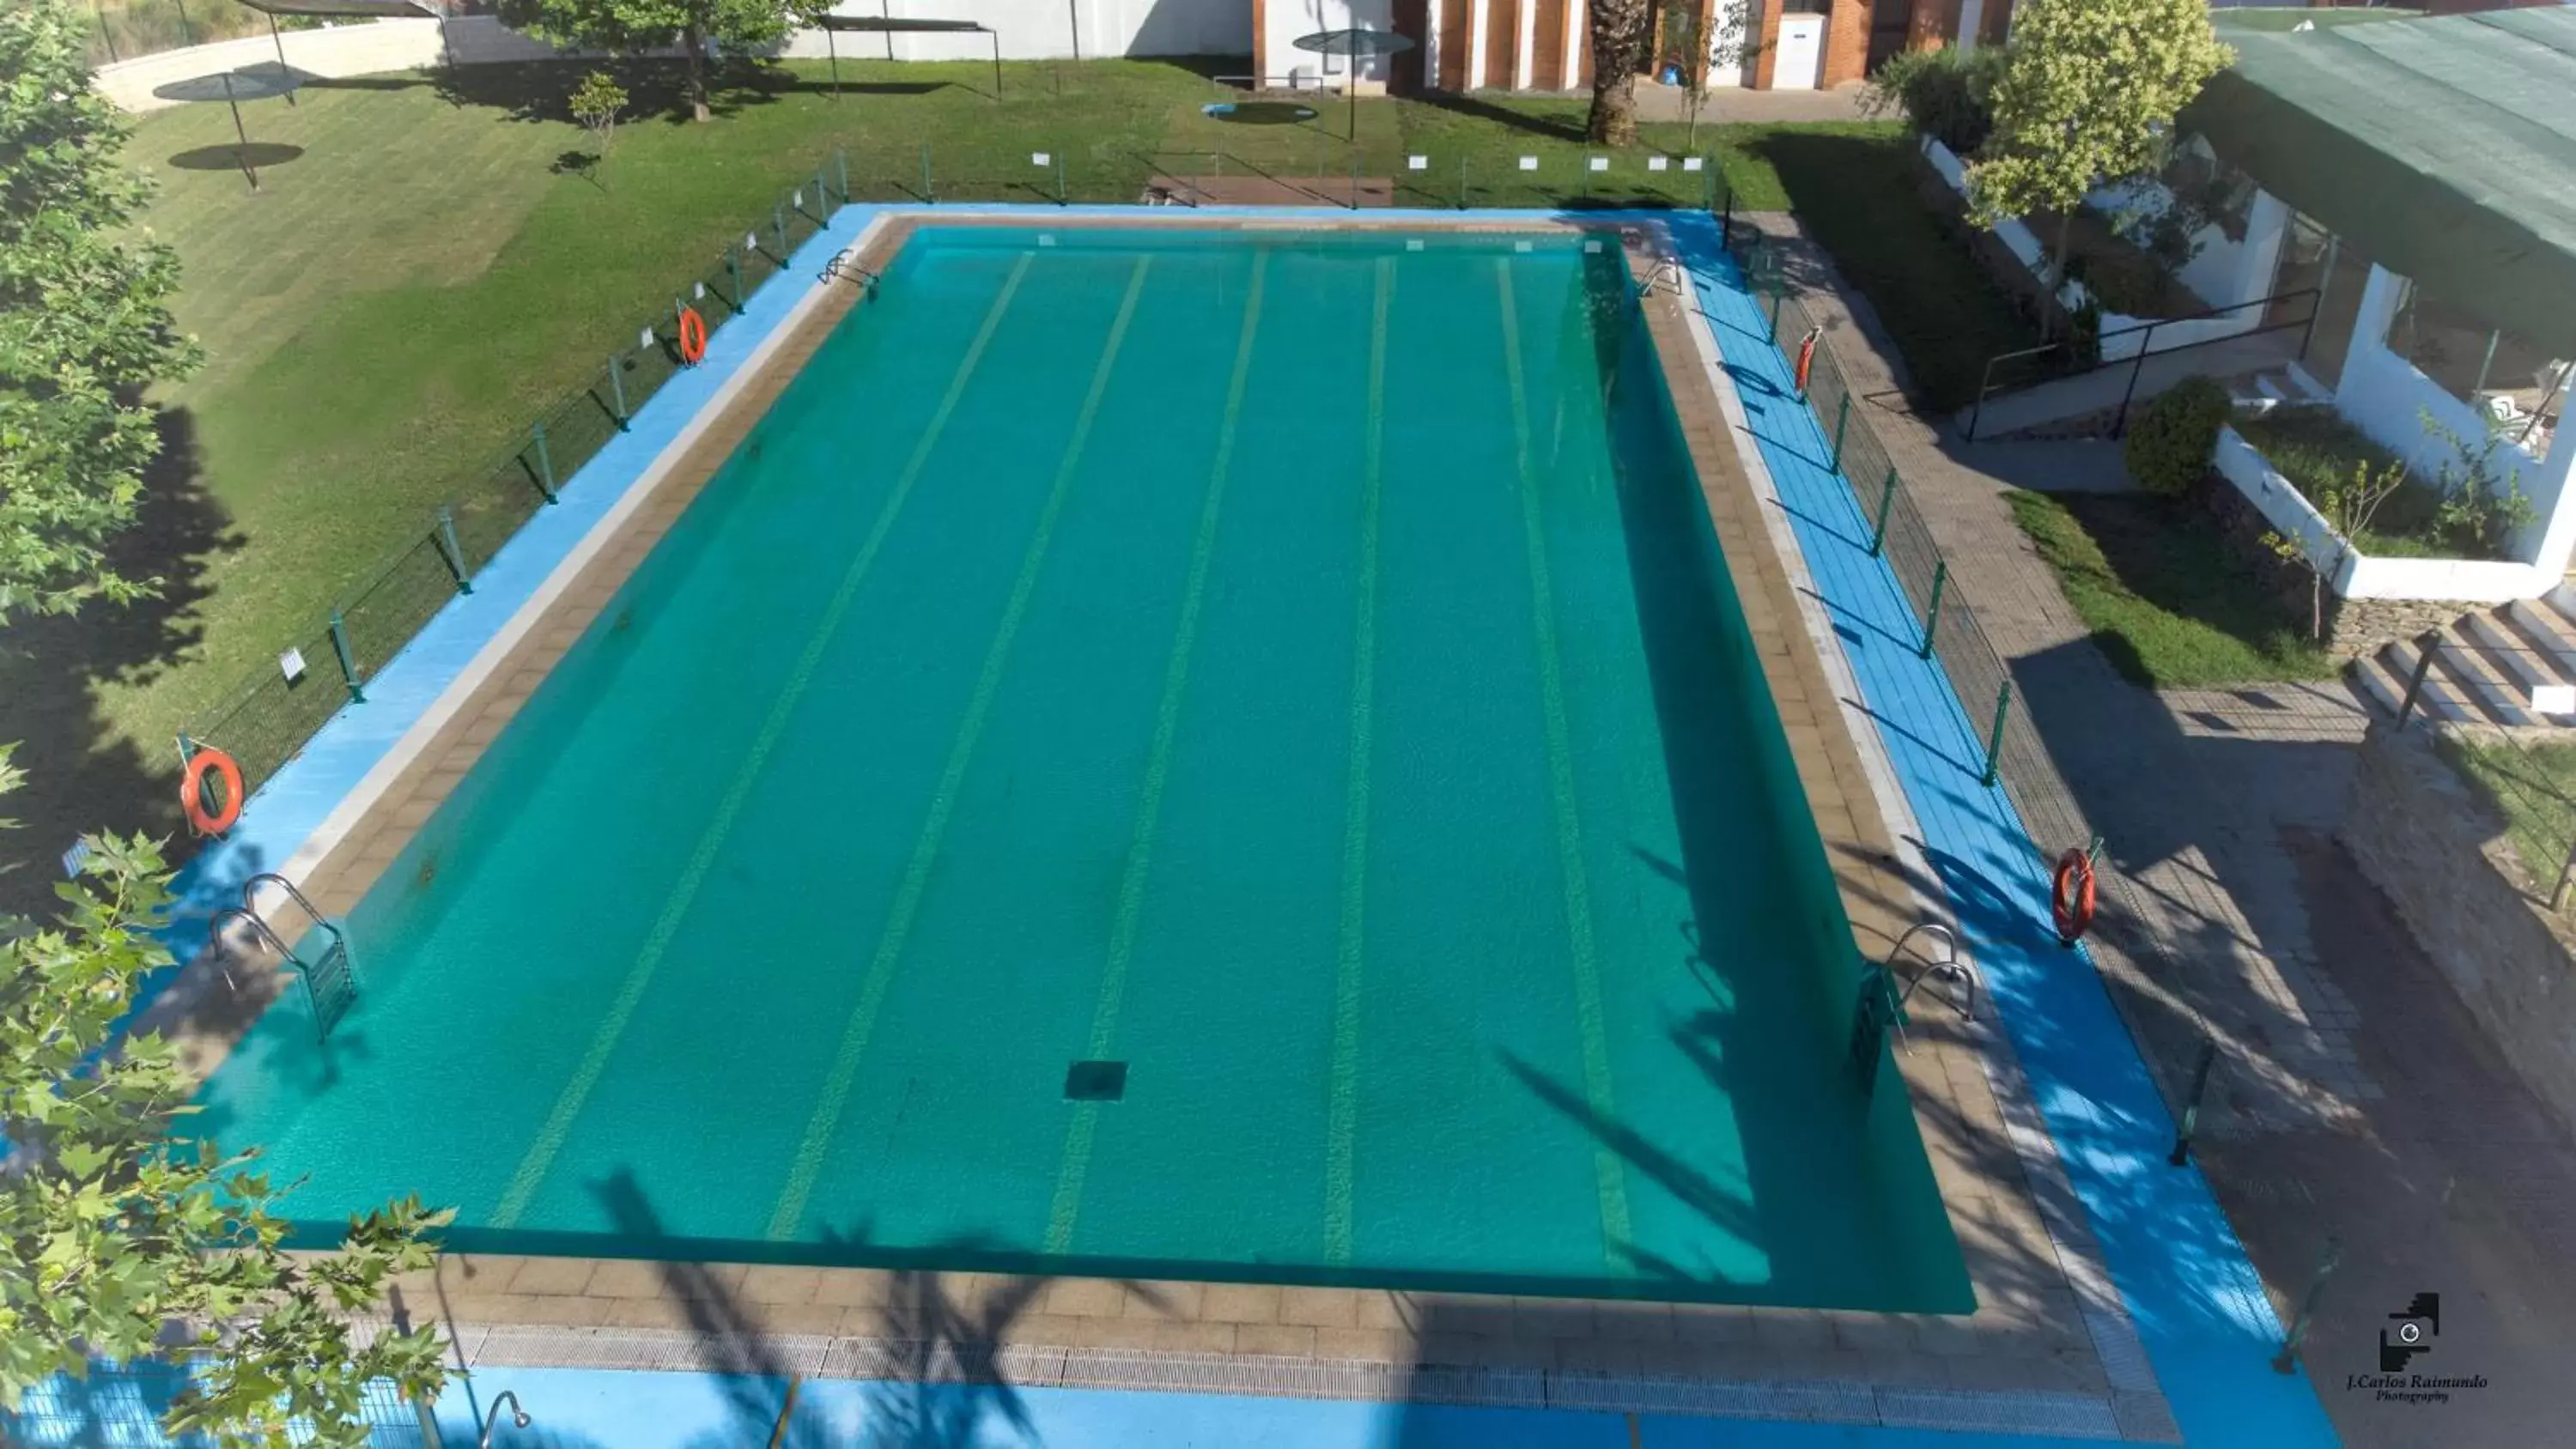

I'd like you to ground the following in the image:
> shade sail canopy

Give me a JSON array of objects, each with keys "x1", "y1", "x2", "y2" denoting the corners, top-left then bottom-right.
[
  {"x1": 2186, "y1": 9, "x2": 2576, "y2": 352},
  {"x1": 234, "y1": 0, "x2": 437, "y2": 16},
  {"x1": 152, "y1": 63, "x2": 311, "y2": 103},
  {"x1": 814, "y1": 15, "x2": 991, "y2": 32}
]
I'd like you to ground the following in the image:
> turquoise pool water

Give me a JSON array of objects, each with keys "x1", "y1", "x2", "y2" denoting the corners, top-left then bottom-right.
[{"x1": 195, "y1": 225, "x2": 1970, "y2": 1310}]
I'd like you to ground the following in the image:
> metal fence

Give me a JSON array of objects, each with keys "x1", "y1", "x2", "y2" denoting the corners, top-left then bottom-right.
[
  {"x1": 179, "y1": 150, "x2": 854, "y2": 797},
  {"x1": 84, "y1": 0, "x2": 299, "y2": 67},
  {"x1": 2386, "y1": 633, "x2": 2576, "y2": 912},
  {"x1": 1716, "y1": 210, "x2": 2090, "y2": 868},
  {"x1": 3, "y1": 1368, "x2": 440, "y2": 1447}
]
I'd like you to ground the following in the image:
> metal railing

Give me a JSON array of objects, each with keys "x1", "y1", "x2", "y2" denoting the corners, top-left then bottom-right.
[
  {"x1": 1961, "y1": 286, "x2": 2324, "y2": 440},
  {"x1": 179, "y1": 150, "x2": 855, "y2": 803},
  {"x1": 1719, "y1": 207, "x2": 2090, "y2": 865}
]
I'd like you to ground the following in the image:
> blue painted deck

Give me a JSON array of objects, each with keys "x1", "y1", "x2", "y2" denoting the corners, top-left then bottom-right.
[{"x1": 48, "y1": 205, "x2": 2340, "y2": 1448}]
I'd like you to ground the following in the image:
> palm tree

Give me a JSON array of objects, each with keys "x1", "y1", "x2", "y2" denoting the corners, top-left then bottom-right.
[{"x1": 1585, "y1": 0, "x2": 1656, "y2": 145}]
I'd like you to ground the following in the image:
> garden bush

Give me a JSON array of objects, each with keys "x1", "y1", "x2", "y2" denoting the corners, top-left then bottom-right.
[
  {"x1": 2123, "y1": 375, "x2": 2230, "y2": 496},
  {"x1": 1866, "y1": 45, "x2": 2006, "y2": 155}
]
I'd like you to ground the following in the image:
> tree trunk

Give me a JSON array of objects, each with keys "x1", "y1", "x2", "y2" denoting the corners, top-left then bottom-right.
[
  {"x1": 1586, "y1": 0, "x2": 1650, "y2": 145},
  {"x1": 684, "y1": 21, "x2": 710, "y2": 122}
]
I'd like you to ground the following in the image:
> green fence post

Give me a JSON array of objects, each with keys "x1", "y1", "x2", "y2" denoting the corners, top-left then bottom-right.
[
  {"x1": 531, "y1": 421, "x2": 558, "y2": 503},
  {"x1": 1457, "y1": 155, "x2": 1468, "y2": 210},
  {"x1": 815, "y1": 167, "x2": 829, "y2": 216},
  {"x1": 1056, "y1": 151, "x2": 1068, "y2": 205},
  {"x1": 727, "y1": 244, "x2": 744, "y2": 312},
  {"x1": 1868, "y1": 467, "x2": 1899, "y2": 557},
  {"x1": 1579, "y1": 155, "x2": 1591, "y2": 203},
  {"x1": 606, "y1": 354, "x2": 629, "y2": 430},
  {"x1": 1980, "y1": 681, "x2": 2011, "y2": 785},
  {"x1": 2168, "y1": 1036, "x2": 2219, "y2": 1166},
  {"x1": 1701, "y1": 160, "x2": 1714, "y2": 211},
  {"x1": 327, "y1": 610, "x2": 364, "y2": 704},
  {"x1": 1829, "y1": 393, "x2": 1851, "y2": 474},
  {"x1": 1919, "y1": 561, "x2": 1948, "y2": 660},
  {"x1": 434, "y1": 505, "x2": 471, "y2": 593},
  {"x1": 1767, "y1": 282, "x2": 1783, "y2": 343},
  {"x1": 920, "y1": 142, "x2": 935, "y2": 204},
  {"x1": 773, "y1": 200, "x2": 788, "y2": 256},
  {"x1": 837, "y1": 148, "x2": 850, "y2": 203}
]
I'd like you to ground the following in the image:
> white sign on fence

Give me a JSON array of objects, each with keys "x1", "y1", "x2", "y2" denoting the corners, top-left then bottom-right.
[{"x1": 2535, "y1": 685, "x2": 2576, "y2": 715}]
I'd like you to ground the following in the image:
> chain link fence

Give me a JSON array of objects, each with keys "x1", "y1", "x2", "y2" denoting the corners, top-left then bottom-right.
[
  {"x1": 1716, "y1": 207, "x2": 2090, "y2": 867},
  {"x1": 179, "y1": 150, "x2": 854, "y2": 797}
]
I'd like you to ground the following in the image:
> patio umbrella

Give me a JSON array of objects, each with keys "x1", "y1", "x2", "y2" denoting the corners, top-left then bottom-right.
[{"x1": 1291, "y1": 27, "x2": 1415, "y2": 141}]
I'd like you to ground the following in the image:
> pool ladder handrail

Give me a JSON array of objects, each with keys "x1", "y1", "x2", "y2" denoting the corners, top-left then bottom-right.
[
  {"x1": 210, "y1": 873, "x2": 359, "y2": 1040},
  {"x1": 1884, "y1": 921, "x2": 1980, "y2": 1032},
  {"x1": 820, "y1": 247, "x2": 879, "y2": 296}
]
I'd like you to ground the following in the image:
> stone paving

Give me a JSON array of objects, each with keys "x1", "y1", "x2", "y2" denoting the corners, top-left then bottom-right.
[
  {"x1": 179, "y1": 215, "x2": 2198, "y2": 1442},
  {"x1": 1747, "y1": 211, "x2": 2576, "y2": 1448}
]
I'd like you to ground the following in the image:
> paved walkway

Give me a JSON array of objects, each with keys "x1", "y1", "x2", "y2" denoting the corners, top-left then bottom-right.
[
  {"x1": 1750, "y1": 213, "x2": 2576, "y2": 1447},
  {"x1": 1627, "y1": 80, "x2": 1869, "y2": 124}
]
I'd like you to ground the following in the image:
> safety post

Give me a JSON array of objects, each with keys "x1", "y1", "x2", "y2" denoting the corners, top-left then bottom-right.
[
  {"x1": 529, "y1": 421, "x2": 558, "y2": 503},
  {"x1": 1457, "y1": 155, "x2": 1468, "y2": 211},
  {"x1": 920, "y1": 142, "x2": 935, "y2": 204},
  {"x1": 606, "y1": 353, "x2": 629, "y2": 430},
  {"x1": 326, "y1": 610, "x2": 364, "y2": 704},
  {"x1": 726, "y1": 244, "x2": 744, "y2": 312},
  {"x1": 2395, "y1": 631, "x2": 2440, "y2": 727},
  {"x1": 1919, "y1": 561, "x2": 1947, "y2": 660},
  {"x1": 1767, "y1": 281, "x2": 1783, "y2": 343},
  {"x1": 1828, "y1": 392, "x2": 1851, "y2": 474},
  {"x1": 772, "y1": 199, "x2": 788, "y2": 257},
  {"x1": 2273, "y1": 1238, "x2": 2342, "y2": 1373},
  {"x1": 1868, "y1": 467, "x2": 1899, "y2": 556},
  {"x1": 813, "y1": 167, "x2": 829, "y2": 216},
  {"x1": 433, "y1": 505, "x2": 471, "y2": 593},
  {"x1": 1979, "y1": 682, "x2": 2011, "y2": 786},
  {"x1": 1719, "y1": 184, "x2": 1734, "y2": 251},
  {"x1": 2169, "y1": 1036, "x2": 2219, "y2": 1166},
  {"x1": 1056, "y1": 149, "x2": 1068, "y2": 205}
]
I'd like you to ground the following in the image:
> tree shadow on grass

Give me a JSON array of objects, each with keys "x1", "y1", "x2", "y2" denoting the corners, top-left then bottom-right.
[
  {"x1": 0, "y1": 407, "x2": 241, "y2": 920},
  {"x1": 1411, "y1": 87, "x2": 1587, "y2": 142},
  {"x1": 1735, "y1": 127, "x2": 2041, "y2": 413}
]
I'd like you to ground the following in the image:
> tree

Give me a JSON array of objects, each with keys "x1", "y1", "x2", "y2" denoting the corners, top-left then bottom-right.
[
  {"x1": 1964, "y1": 0, "x2": 2229, "y2": 329},
  {"x1": 1667, "y1": 1, "x2": 1761, "y2": 150},
  {"x1": 569, "y1": 69, "x2": 630, "y2": 187},
  {"x1": 2263, "y1": 449, "x2": 2409, "y2": 642},
  {"x1": 498, "y1": 0, "x2": 835, "y2": 123},
  {"x1": 0, "y1": 0, "x2": 203, "y2": 622},
  {"x1": 0, "y1": 759, "x2": 455, "y2": 1446},
  {"x1": 1583, "y1": 0, "x2": 1655, "y2": 146}
]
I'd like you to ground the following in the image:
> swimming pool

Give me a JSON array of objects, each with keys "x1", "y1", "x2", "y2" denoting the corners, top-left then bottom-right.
[{"x1": 195, "y1": 224, "x2": 1970, "y2": 1312}]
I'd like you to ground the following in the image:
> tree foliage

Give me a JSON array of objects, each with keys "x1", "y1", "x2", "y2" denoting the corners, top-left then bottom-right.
[
  {"x1": 496, "y1": 0, "x2": 835, "y2": 121},
  {"x1": 0, "y1": 0, "x2": 203, "y2": 622},
  {"x1": 1964, "y1": 0, "x2": 2231, "y2": 228},
  {"x1": 0, "y1": 773, "x2": 453, "y2": 1446},
  {"x1": 1584, "y1": 0, "x2": 1653, "y2": 146}
]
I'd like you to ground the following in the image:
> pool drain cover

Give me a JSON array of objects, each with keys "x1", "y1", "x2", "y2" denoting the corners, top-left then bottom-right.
[{"x1": 1064, "y1": 1061, "x2": 1127, "y2": 1102}]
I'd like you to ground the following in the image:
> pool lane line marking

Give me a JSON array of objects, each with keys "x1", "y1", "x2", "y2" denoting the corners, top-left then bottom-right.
[
  {"x1": 1322, "y1": 254, "x2": 1395, "y2": 1268},
  {"x1": 1497, "y1": 257, "x2": 1634, "y2": 1267},
  {"x1": 1041, "y1": 250, "x2": 1270, "y2": 1257},
  {"x1": 487, "y1": 252, "x2": 1036, "y2": 1231},
  {"x1": 766, "y1": 255, "x2": 1155, "y2": 1242}
]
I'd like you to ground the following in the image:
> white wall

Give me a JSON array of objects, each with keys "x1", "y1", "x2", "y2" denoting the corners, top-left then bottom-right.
[
  {"x1": 2331, "y1": 262, "x2": 2575, "y2": 569},
  {"x1": 2212, "y1": 426, "x2": 2558, "y2": 603},
  {"x1": 1259, "y1": 0, "x2": 1394, "y2": 87},
  {"x1": 96, "y1": 6, "x2": 1249, "y2": 113}
]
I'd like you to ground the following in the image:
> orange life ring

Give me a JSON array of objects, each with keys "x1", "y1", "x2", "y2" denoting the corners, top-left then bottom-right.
[
  {"x1": 1794, "y1": 326, "x2": 1821, "y2": 395},
  {"x1": 2051, "y1": 847, "x2": 2097, "y2": 945},
  {"x1": 181, "y1": 747, "x2": 245, "y2": 836},
  {"x1": 677, "y1": 306, "x2": 708, "y2": 366}
]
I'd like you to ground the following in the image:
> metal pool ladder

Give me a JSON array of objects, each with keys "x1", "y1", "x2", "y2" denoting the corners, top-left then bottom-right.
[
  {"x1": 820, "y1": 246, "x2": 879, "y2": 296},
  {"x1": 1848, "y1": 920, "x2": 1982, "y2": 1089},
  {"x1": 211, "y1": 873, "x2": 358, "y2": 1041}
]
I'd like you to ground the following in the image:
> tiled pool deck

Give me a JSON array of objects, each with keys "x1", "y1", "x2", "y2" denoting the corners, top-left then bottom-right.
[{"x1": 123, "y1": 205, "x2": 2335, "y2": 1446}]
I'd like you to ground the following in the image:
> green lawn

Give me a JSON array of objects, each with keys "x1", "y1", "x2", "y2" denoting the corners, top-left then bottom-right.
[
  {"x1": 0, "y1": 58, "x2": 1958, "y2": 896},
  {"x1": 2438, "y1": 737, "x2": 2576, "y2": 909},
  {"x1": 2007, "y1": 490, "x2": 2336, "y2": 688},
  {"x1": 1735, "y1": 124, "x2": 2040, "y2": 410}
]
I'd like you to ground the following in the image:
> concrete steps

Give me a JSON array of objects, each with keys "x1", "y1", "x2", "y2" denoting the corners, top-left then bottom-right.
[{"x1": 2348, "y1": 584, "x2": 2576, "y2": 727}]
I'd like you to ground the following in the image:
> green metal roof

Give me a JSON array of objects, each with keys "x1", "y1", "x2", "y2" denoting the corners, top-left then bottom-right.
[{"x1": 2187, "y1": 8, "x2": 2576, "y2": 352}]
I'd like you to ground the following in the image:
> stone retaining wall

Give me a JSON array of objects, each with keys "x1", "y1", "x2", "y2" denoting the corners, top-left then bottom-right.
[{"x1": 2341, "y1": 722, "x2": 2576, "y2": 1138}]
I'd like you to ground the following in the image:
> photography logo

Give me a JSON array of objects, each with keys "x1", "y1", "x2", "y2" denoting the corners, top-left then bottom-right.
[{"x1": 2380, "y1": 1293, "x2": 2439, "y2": 1373}]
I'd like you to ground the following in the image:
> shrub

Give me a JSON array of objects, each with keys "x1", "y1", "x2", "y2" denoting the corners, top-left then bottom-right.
[
  {"x1": 2123, "y1": 375, "x2": 2230, "y2": 495},
  {"x1": 1865, "y1": 45, "x2": 2007, "y2": 155}
]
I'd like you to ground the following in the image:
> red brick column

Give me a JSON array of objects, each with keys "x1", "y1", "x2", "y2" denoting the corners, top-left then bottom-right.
[{"x1": 1822, "y1": 0, "x2": 1869, "y2": 84}]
